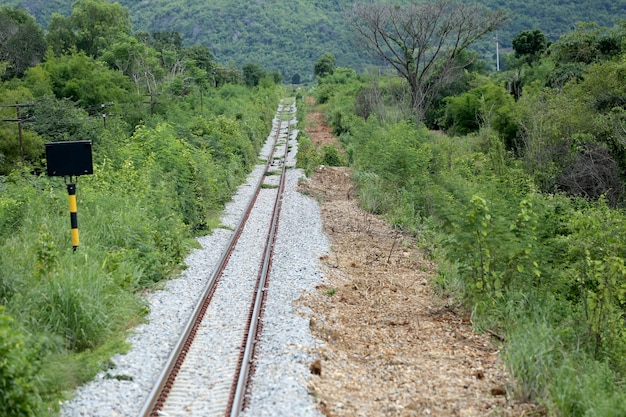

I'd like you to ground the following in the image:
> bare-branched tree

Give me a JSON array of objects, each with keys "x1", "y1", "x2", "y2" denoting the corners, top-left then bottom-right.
[{"x1": 348, "y1": 0, "x2": 507, "y2": 122}]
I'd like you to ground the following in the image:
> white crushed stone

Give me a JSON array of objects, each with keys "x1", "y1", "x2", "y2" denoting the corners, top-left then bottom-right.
[{"x1": 61, "y1": 105, "x2": 328, "y2": 417}]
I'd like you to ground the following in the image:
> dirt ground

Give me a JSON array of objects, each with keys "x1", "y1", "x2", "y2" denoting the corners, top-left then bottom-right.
[{"x1": 298, "y1": 106, "x2": 540, "y2": 417}]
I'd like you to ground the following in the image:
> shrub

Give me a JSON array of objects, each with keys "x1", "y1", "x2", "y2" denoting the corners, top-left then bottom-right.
[
  {"x1": 0, "y1": 307, "x2": 43, "y2": 417},
  {"x1": 320, "y1": 145, "x2": 345, "y2": 167},
  {"x1": 295, "y1": 131, "x2": 319, "y2": 176}
]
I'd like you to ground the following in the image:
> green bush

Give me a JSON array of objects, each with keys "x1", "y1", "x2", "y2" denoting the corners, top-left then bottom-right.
[
  {"x1": 353, "y1": 171, "x2": 393, "y2": 215},
  {"x1": 295, "y1": 131, "x2": 319, "y2": 176},
  {"x1": 0, "y1": 307, "x2": 43, "y2": 417},
  {"x1": 320, "y1": 145, "x2": 344, "y2": 166},
  {"x1": 0, "y1": 190, "x2": 24, "y2": 244}
]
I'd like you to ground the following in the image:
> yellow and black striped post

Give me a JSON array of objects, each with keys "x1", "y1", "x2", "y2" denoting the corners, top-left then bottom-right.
[{"x1": 67, "y1": 183, "x2": 79, "y2": 251}]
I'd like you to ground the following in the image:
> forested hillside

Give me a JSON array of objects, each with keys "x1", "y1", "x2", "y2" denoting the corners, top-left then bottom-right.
[{"x1": 2, "y1": 0, "x2": 625, "y2": 80}]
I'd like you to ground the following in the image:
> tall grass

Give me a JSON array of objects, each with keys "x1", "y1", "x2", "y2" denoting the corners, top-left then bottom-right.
[
  {"x1": 318, "y1": 80, "x2": 626, "y2": 415},
  {"x1": 506, "y1": 314, "x2": 626, "y2": 416},
  {"x1": 0, "y1": 84, "x2": 280, "y2": 413}
]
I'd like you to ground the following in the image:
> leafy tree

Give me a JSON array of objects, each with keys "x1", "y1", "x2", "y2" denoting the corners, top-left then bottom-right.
[
  {"x1": 512, "y1": 29, "x2": 547, "y2": 65},
  {"x1": 0, "y1": 87, "x2": 45, "y2": 174},
  {"x1": 257, "y1": 74, "x2": 274, "y2": 89},
  {"x1": 348, "y1": 0, "x2": 507, "y2": 122},
  {"x1": 45, "y1": 13, "x2": 76, "y2": 57},
  {"x1": 151, "y1": 31, "x2": 184, "y2": 74},
  {"x1": 43, "y1": 51, "x2": 135, "y2": 108},
  {"x1": 151, "y1": 31, "x2": 183, "y2": 52},
  {"x1": 0, "y1": 7, "x2": 46, "y2": 79},
  {"x1": 73, "y1": 0, "x2": 131, "y2": 58},
  {"x1": 441, "y1": 82, "x2": 517, "y2": 147},
  {"x1": 18, "y1": 65, "x2": 53, "y2": 98},
  {"x1": 597, "y1": 34, "x2": 622, "y2": 59},
  {"x1": 242, "y1": 62, "x2": 265, "y2": 87},
  {"x1": 46, "y1": 0, "x2": 131, "y2": 58},
  {"x1": 314, "y1": 52, "x2": 335, "y2": 78},
  {"x1": 424, "y1": 49, "x2": 483, "y2": 129},
  {"x1": 101, "y1": 33, "x2": 163, "y2": 96},
  {"x1": 183, "y1": 45, "x2": 215, "y2": 75},
  {"x1": 548, "y1": 22, "x2": 607, "y2": 65},
  {"x1": 215, "y1": 62, "x2": 243, "y2": 86},
  {"x1": 545, "y1": 62, "x2": 585, "y2": 90},
  {"x1": 0, "y1": 124, "x2": 43, "y2": 175},
  {"x1": 27, "y1": 95, "x2": 99, "y2": 144},
  {"x1": 269, "y1": 70, "x2": 283, "y2": 85}
]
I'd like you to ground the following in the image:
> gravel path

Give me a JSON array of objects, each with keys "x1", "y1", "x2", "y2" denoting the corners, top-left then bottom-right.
[{"x1": 61, "y1": 104, "x2": 328, "y2": 417}]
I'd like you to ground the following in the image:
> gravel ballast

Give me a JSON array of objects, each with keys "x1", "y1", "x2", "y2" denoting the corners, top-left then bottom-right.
[{"x1": 61, "y1": 105, "x2": 328, "y2": 417}]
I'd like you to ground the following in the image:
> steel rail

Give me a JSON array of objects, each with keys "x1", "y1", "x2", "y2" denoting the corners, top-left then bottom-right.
[
  {"x1": 228, "y1": 117, "x2": 291, "y2": 416},
  {"x1": 137, "y1": 114, "x2": 285, "y2": 417}
]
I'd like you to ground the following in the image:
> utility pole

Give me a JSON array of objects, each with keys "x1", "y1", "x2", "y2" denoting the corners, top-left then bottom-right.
[
  {"x1": 144, "y1": 93, "x2": 160, "y2": 116},
  {"x1": 1, "y1": 102, "x2": 35, "y2": 166},
  {"x1": 495, "y1": 31, "x2": 500, "y2": 72},
  {"x1": 88, "y1": 102, "x2": 114, "y2": 128}
]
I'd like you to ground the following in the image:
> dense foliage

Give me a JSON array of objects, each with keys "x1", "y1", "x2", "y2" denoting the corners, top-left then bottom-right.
[
  {"x1": 0, "y1": 3, "x2": 281, "y2": 415},
  {"x1": 311, "y1": 19, "x2": 626, "y2": 416},
  {"x1": 2, "y1": 0, "x2": 625, "y2": 80}
]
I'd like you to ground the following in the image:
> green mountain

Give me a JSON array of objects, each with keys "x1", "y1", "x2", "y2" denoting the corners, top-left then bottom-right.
[{"x1": 3, "y1": 0, "x2": 625, "y2": 81}]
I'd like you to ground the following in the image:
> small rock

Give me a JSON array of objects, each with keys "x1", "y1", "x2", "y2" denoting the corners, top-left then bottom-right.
[{"x1": 310, "y1": 359, "x2": 322, "y2": 376}]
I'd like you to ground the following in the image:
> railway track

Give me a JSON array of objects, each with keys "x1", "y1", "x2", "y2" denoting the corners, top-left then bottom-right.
[{"x1": 138, "y1": 102, "x2": 296, "y2": 417}]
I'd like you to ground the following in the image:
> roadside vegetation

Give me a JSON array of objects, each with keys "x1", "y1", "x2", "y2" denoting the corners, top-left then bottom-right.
[
  {"x1": 309, "y1": 12, "x2": 626, "y2": 416},
  {"x1": 0, "y1": 3, "x2": 281, "y2": 416}
]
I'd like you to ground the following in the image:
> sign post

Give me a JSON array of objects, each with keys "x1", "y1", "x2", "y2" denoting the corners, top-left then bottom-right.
[{"x1": 45, "y1": 141, "x2": 93, "y2": 251}]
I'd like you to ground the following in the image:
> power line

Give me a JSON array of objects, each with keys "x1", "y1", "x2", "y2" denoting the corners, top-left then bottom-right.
[{"x1": 88, "y1": 102, "x2": 115, "y2": 127}]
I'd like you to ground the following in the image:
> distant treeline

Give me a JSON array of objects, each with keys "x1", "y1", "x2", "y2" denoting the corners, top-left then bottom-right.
[{"x1": 2, "y1": 0, "x2": 625, "y2": 78}]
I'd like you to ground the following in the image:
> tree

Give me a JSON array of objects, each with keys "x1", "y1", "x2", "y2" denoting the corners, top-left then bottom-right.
[
  {"x1": 441, "y1": 82, "x2": 517, "y2": 147},
  {"x1": 43, "y1": 51, "x2": 135, "y2": 108},
  {"x1": 183, "y1": 45, "x2": 215, "y2": 75},
  {"x1": 348, "y1": 0, "x2": 507, "y2": 122},
  {"x1": 0, "y1": 7, "x2": 46, "y2": 79},
  {"x1": 242, "y1": 62, "x2": 265, "y2": 87},
  {"x1": 151, "y1": 31, "x2": 184, "y2": 75},
  {"x1": 73, "y1": 0, "x2": 131, "y2": 58},
  {"x1": 0, "y1": 86, "x2": 44, "y2": 174},
  {"x1": 46, "y1": 0, "x2": 131, "y2": 58},
  {"x1": 46, "y1": 13, "x2": 76, "y2": 57},
  {"x1": 101, "y1": 34, "x2": 163, "y2": 95},
  {"x1": 270, "y1": 70, "x2": 283, "y2": 84},
  {"x1": 28, "y1": 95, "x2": 99, "y2": 144},
  {"x1": 548, "y1": 22, "x2": 604, "y2": 65},
  {"x1": 512, "y1": 29, "x2": 547, "y2": 65},
  {"x1": 314, "y1": 52, "x2": 335, "y2": 78}
]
